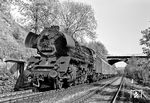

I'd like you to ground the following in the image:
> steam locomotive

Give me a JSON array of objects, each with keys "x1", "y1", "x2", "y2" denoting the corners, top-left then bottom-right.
[
  {"x1": 11, "y1": 26, "x2": 97, "y2": 91},
  {"x1": 6, "y1": 26, "x2": 117, "y2": 92}
]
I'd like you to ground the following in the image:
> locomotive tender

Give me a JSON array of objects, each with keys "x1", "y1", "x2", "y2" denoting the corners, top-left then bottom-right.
[{"x1": 9, "y1": 26, "x2": 117, "y2": 92}]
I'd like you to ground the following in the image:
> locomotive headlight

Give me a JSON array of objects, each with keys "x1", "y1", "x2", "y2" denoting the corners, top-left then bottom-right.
[{"x1": 48, "y1": 70, "x2": 57, "y2": 78}]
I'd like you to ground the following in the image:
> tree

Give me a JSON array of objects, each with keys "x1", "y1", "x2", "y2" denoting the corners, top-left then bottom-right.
[
  {"x1": 139, "y1": 27, "x2": 150, "y2": 84},
  {"x1": 58, "y1": 1, "x2": 97, "y2": 41},
  {"x1": 87, "y1": 41, "x2": 108, "y2": 60},
  {"x1": 16, "y1": 0, "x2": 59, "y2": 34},
  {"x1": 125, "y1": 56, "x2": 150, "y2": 84},
  {"x1": 15, "y1": 0, "x2": 97, "y2": 42},
  {"x1": 140, "y1": 27, "x2": 150, "y2": 56}
]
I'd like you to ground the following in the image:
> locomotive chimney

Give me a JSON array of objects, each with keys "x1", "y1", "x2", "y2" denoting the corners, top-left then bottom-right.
[{"x1": 50, "y1": 26, "x2": 59, "y2": 31}]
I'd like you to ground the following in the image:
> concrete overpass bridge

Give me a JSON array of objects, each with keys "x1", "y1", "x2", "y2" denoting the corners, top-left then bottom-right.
[{"x1": 107, "y1": 55, "x2": 149, "y2": 65}]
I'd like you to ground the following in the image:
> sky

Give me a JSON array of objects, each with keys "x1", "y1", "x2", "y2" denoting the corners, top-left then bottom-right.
[{"x1": 63, "y1": 0, "x2": 150, "y2": 56}]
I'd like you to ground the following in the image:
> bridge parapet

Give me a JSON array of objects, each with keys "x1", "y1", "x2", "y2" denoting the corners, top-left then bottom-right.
[{"x1": 107, "y1": 55, "x2": 149, "y2": 59}]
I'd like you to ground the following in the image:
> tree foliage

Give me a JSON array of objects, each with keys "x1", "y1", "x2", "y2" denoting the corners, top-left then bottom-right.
[
  {"x1": 59, "y1": 1, "x2": 97, "y2": 41},
  {"x1": 125, "y1": 56, "x2": 150, "y2": 84},
  {"x1": 15, "y1": 0, "x2": 59, "y2": 34},
  {"x1": 139, "y1": 27, "x2": 150, "y2": 84},
  {"x1": 14, "y1": 0, "x2": 97, "y2": 42},
  {"x1": 87, "y1": 41, "x2": 108, "y2": 60},
  {"x1": 140, "y1": 27, "x2": 150, "y2": 56}
]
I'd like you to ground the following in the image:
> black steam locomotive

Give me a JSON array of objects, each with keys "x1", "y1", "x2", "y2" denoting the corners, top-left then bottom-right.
[{"x1": 13, "y1": 26, "x2": 96, "y2": 92}]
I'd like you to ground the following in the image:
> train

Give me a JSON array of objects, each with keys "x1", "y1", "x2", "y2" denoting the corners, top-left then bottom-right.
[{"x1": 5, "y1": 26, "x2": 117, "y2": 92}]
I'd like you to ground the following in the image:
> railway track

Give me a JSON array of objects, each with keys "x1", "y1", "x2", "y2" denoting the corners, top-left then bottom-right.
[
  {"x1": 46, "y1": 76, "x2": 120, "y2": 103},
  {"x1": 0, "y1": 83, "x2": 91, "y2": 103},
  {"x1": 110, "y1": 76, "x2": 124, "y2": 103},
  {"x1": 0, "y1": 89, "x2": 41, "y2": 103},
  {"x1": 0, "y1": 77, "x2": 117, "y2": 103},
  {"x1": 1, "y1": 77, "x2": 149, "y2": 103},
  {"x1": 66, "y1": 76, "x2": 122, "y2": 103}
]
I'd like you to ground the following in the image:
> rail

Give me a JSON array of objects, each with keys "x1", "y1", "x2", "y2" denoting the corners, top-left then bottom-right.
[
  {"x1": 0, "y1": 90, "x2": 37, "y2": 103},
  {"x1": 0, "y1": 77, "x2": 118, "y2": 103},
  {"x1": 70, "y1": 77, "x2": 120, "y2": 103},
  {"x1": 0, "y1": 90, "x2": 32, "y2": 98},
  {"x1": 111, "y1": 76, "x2": 124, "y2": 103},
  {"x1": 0, "y1": 83, "x2": 89, "y2": 103}
]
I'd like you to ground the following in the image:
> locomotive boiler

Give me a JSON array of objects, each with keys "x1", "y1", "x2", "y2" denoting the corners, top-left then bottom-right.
[{"x1": 14, "y1": 26, "x2": 95, "y2": 91}]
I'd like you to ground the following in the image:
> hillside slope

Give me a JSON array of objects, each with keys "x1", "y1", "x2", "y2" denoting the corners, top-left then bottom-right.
[
  {"x1": 0, "y1": 11, "x2": 36, "y2": 60},
  {"x1": 0, "y1": 11, "x2": 37, "y2": 93}
]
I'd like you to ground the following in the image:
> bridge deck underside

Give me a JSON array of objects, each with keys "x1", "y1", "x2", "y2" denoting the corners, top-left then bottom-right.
[{"x1": 108, "y1": 59, "x2": 123, "y2": 65}]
